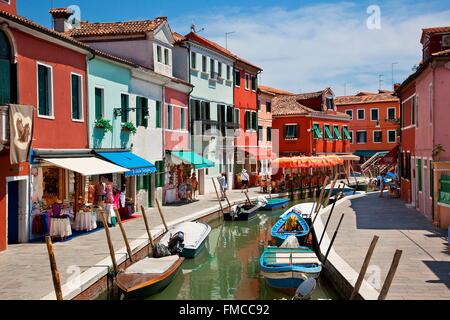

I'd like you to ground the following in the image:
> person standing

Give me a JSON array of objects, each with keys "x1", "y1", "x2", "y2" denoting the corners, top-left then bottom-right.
[
  {"x1": 379, "y1": 174, "x2": 386, "y2": 198},
  {"x1": 240, "y1": 169, "x2": 249, "y2": 193},
  {"x1": 191, "y1": 172, "x2": 198, "y2": 200},
  {"x1": 218, "y1": 173, "x2": 228, "y2": 201}
]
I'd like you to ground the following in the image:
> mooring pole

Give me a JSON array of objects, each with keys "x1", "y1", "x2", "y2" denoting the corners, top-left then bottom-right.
[
  {"x1": 45, "y1": 236, "x2": 63, "y2": 300},
  {"x1": 217, "y1": 177, "x2": 232, "y2": 209},
  {"x1": 154, "y1": 196, "x2": 169, "y2": 233},
  {"x1": 350, "y1": 235, "x2": 380, "y2": 300},
  {"x1": 378, "y1": 250, "x2": 403, "y2": 300},
  {"x1": 114, "y1": 208, "x2": 133, "y2": 263},
  {"x1": 140, "y1": 206, "x2": 155, "y2": 250},
  {"x1": 318, "y1": 187, "x2": 344, "y2": 247},
  {"x1": 322, "y1": 213, "x2": 345, "y2": 264},
  {"x1": 211, "y1": 178, "x2": 225, "y2": 217},
  {"x1": 321, "y1": 174, "x2": 339, "y2": 210},
  {"x1": 100, "y1": 211, "x2": 118, "y2": 275},
  {"x1": 309, "y1": 176, "x2": 329, "y2": 217}
]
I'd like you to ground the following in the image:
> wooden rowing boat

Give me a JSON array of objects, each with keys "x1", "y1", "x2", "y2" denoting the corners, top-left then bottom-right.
[
  {"x1": 260, "y1": 197, "x2": 290, "y2": 211},
  {"x1": 116, "y1": 255, "x2": 184, "y2": 299},
  {"x1": 223, "y1": 203, "x2": 262, "y2": 221},
  {"x1": 271, "y1": 211, "x2": 310, "y2": 246}
]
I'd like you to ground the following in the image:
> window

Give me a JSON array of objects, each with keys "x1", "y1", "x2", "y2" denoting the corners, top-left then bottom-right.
[
  {"x1": 342, "y1": 126, "x2": 351, "y2": 141},
  {"x1": 346, "y1": 110, "x2": 353, "y2": 120},
  {"x1": 284, "y1": 124, "x2": 298, "y2": 139},
  {"x1": 356, "y1": 131, "x2": 367, "y2": 144},
  {"x1": 417, "y1": 159, "x2": 422, "y2": 192},
  {"x1": 411, "y1": 96, "x2": 416, "y2": 126},
  {"x1": 226, "y1": 105, "x2": 233, "y2": 123},
  {"x1": 226, "y1": 65, "x2": 231, "y2": 80},
  {"x1": 251, "y1": 75, "x2": 257, "y2": 91},
  {"x1": 371, "y1": 108, "x2": 379, "y2": 121},
  {"x1": 267, "y1": 127, "x2": 272, "y2": 142},
  {"x1": 245, "y1": 73, "x2": 250, "y2": 90},
  {"x1": 313, "y1": 123, "x2": 322, "y2": 139},
  {"x1": 333, "y1": 125, "x2": 342, "y2": 140},
  {"x1": 266, "y1": 101, "x2": 272, "y2": 113},
  {"x1": 167, "y1": 105, "x2": 173, "y2": 130},
  {"x1": 324, "y1": 125, "x2": 333, "y2": 139},
  {"x1": 136, "y1": 96, "x2": 148, "y2": 128},
  {"x1": 257, "y1": 99, "x2": 261, "y2": 111},
  {"x1": 252, "y1": 111, "x2": 258, "y2": 130},
  {"x1": 121, "y1": 93, "x2": 129, "y2": 123},
  {"x1": 180, "y1": 108, "x2": 186, "y2": 130},
  {"x1": 94, "y1": 87, "x2": 104, "y2": 120},
  {"x1": 37, "y1": 63, "x2": 53, "y2": 117},
  {"x1": 210, "y1": 58, "x2": 215, "y2": 76},
  {"x1": 155, "y1": 101, "x2": 162, "y2": 128},
  {"x1": 349, "y1": 130, "x2": 354, "y2": 144},
  {"x1": 258, "y1": 126, "x2": 263, "y2": 141},
  {"x1": 245, "y1": 111, "x2": 257, "y2": 130},
  {"x1": 326, "y1": 97, "x2": 335, "y2": 110},
  {"x1": 388, "y1": 130, "x2": 396, "y2": 143},
  {"x1": 71, "y1": 73, "x2": 83, "y2": 120},
  {"x1": 234, "y1": 108, "x2": 240, "y2": 125},
  {"x1": 202, "y1": 55, "x2": 207, "y2": 73},
  {"x1": 387, "y1": 107, "x2": 396, "y2": 120},
  {"x1": 357, "y1": 109, "x2": 365, "y2": 120},
  {"x1": 156, "y1": 45, "x2": 162, "y2": 63},
  {"x1": 218, "y1": 62, "x2": 222, "y2": 78},
  {"x1": 164, "y1": 48, "x2": 169, "y2": 65},
  {"x1": 373, "y1": 130, "x2": 382, "y2": 143},
  {"x1": 191, "y1": 52, "x2": 196, "y2": 69},
  {"x1": 235, "y1": 69, "x2": 241, "y2": 87}
]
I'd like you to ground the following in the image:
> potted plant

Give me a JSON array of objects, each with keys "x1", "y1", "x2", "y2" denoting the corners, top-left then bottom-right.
[
  {"x1": 432, "y1": 144, "x2": 446, "y2": 162},
  {"x1": 94, "y1": 119, "x2": 113, "y2": 133},
  {"x1": 121, "y1": 121, "x2": 137, "y2": 135}
]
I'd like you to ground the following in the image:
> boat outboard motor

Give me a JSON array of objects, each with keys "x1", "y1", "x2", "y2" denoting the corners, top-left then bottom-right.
[
  {"x1": 167, "y1": 231, "x2": 185, "y2": 255},
  {"x1": 153, "y1": 243, "x2": 172, "y2": 258},
  {"x1": 293, "y1": 278, "x2": 317, "y2": 300}
]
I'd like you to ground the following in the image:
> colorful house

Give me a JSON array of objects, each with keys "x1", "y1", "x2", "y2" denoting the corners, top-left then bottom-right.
[
  {"x1": 271, "y1": 88, "x2": 351, "y2": 158},
  {"x1": 61, "y1": 15, "x2": 193, "y2": 204},
  {"x1": 257, "y1": 85, "x2": 294, "y2": 174},
  {"x1": 335, "y1": 92, "x2": 400, "y2": 166},
  {"x1": 0, "y1": 3, "x2": 92, "y2": 250},
  {"x1": 396, "y1": 26, "x2": 450, "y2": 228},
  {"x1": 172, "y1": 31, "x2": 235, "y2": 193}
]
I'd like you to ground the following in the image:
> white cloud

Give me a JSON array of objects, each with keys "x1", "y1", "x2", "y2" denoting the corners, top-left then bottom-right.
[{"x1": 171, "y1": 1, "x2": 450, "y2": 96}]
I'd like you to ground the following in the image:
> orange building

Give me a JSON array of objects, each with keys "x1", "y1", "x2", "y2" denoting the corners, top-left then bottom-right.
[{"x1": 335, "y1": 92, "x2": 400, "y2": 164}]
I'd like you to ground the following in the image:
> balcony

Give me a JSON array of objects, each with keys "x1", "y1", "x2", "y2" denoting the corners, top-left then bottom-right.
[{"x1": 0, "y1": 105, "x2": 9, "y2": 146}]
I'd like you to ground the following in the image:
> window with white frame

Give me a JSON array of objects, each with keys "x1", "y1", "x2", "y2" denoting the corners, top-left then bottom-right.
[
  {"x1": 37, "y1": 63, "x2": 53, "y2": 117},
  {"x1": 387, "y1": 107, "x2": 396, "y2": 120},
  {"x1": 245, "y1": 73, "x2": 250, "y2": 90},
  {"x1": 202, "y1": 55, "x2": 207, "y2": 73},
  {"x1": 284, "y1": 124, "x2": 298, "y2": 139},
  {"x1": 371, "y1": 108, "x2": 379, "y2": 121},
  {"x1": 373, "y1": 130, "x2": 382, "y2": 143},
  {"x1": 164, "y1": 48, "x2": 169, "y2": 65},
  {"x1": 357, "y1": 109, "x2": 365, "y2": 120},
  {"x1": 71, "y1": 73, "x2": 83, "y2": 121},
  {"x1": 226, "y1": 65, "x2": 231, "y2": 80},
  {"x1": 346, "y1": 109, "x2": 353, "y2": 120},
  {"x1": 218, "y1": 62, "x2": 222, "y2": 78},
  {"x1": 349, "y1": 130, "x2": 354, "y2": 144},
  {"x1": 191, "y1": 52, "x2": 197, "y2": 70},
  {"x1": 356, "y1": 131, "x2": 367, "y2": 144},
  {"x1": 180, "y1": 107, "x2": 186, "y2": 130},
  {"x1": 156, "y1": 45, "x2": 162, "y2": 63},
  {"x1": 235, "y1": 69, "x2": 241, "y2": 87},
  {"x1": 167, "y1": 105, "x2": 173, "y2": 130},
  {"x1": 388, "y1": 130, "x2": 396, "y2": 143},
  {"x1": 94, "y1": 87, "x2": 104, "y2": 120},
  {"x1": 210, "y1": 58, "x2": 215, "y2": 76}
]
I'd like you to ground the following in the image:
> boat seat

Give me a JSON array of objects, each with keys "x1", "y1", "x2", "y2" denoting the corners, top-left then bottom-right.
[
  {"x1": 274, "y1": 257, "x2": 321, "y2": 265},
  {"x1": 124, "y1": 255, "x2": 179, "y2": 274}
]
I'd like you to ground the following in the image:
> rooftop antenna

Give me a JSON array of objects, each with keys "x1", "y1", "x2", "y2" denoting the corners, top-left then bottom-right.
[
  {"x1": 378, "y1": 74, "x2": 384, "y2": 91},
  {"x1": 225, "y1": 31, "x2": 236, "y2": 50},
  {"x1": 391, "y1": 62, "x2": 398, "y2": 87},
  {"x1": 344, "y1": 82, "x2": 351, "y2": 96},
  {"x1": 191, "y1": 23, "x2": 205, "y2": 34}
]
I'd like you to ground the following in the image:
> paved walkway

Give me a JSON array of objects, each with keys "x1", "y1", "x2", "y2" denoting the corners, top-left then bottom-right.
[
  {"x1": 0, "y1": 188, "x2": 270, "y2": 300},
  {"x1": 319, "y1": 192, "x2": 450, "y2": 300}
]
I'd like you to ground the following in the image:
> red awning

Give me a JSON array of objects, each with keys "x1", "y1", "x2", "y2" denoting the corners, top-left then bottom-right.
[
  {"x1": 272, "y1": 156, "x2": 344, "y2": 169},
  {"x1": 378, "y1": 146, "x2": 399, "y2": 165}
]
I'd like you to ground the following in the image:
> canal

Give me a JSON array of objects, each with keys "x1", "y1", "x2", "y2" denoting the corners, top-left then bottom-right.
[{"x1": 144, "y1": 200, "x2": 341, "y2": 300}]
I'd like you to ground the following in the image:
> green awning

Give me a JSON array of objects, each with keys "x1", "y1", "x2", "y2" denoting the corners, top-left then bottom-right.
[
  {"x1": 170, "y1": 151, "x2": 215, "y2": 169},
  {"x1": 354, "y1": 150, "x2": 388, "y2": 158},
  {"x1": 313, "y1": 124, "x2": 322, "y2": 139},
  {"x1": 333, "y1": 126, "x2": 342, "y2": 140},
  {"x1": 343, "y1": 127, "x2": 351, "y2": 140},
  {"x1": 324, "y1": 126, "x2": 333, "y2": 139}
]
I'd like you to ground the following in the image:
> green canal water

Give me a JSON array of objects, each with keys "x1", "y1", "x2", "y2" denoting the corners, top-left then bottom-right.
[{"x1": 145, "y1": 200, "x2": 341, "y2": 300}]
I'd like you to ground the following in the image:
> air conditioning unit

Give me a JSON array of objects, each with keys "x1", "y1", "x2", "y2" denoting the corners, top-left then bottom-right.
[{"x1": 442, "y1": 35, "x2": 450, "y2": 48}]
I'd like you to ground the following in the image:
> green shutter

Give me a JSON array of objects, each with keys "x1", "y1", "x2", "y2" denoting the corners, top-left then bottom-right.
[
  {"x1": 38, "y1": 65, "x2": 47, "y2": 115},
  {"x1": 136, "y1": 96, "x2": 141, "y2": 126},
  {"x1": 343, "y1": 127, "x2": 351, "y2": 140},
  {"x1": 71, "y1": 74, "x2": 80, "y2": 119},
  {"x1": 121, "y1": 94, "x2": 129, "y2": 123},
  {"x1": 418, "y1": 159, "x2": 422, "y2": 192},
  {"x1": 0, "y1": 60, "x2": 11, "y2": 104},
  {"x1": 333, "y1": 126, "x2": 342, "y2": 140},
  {"x1": 430, "y1": 160, "x2": 434, "y2": 196},
  {"x1": 143, "y1": 98, "x2": 148, "y2": 128},
  {"x1": 324, "y1": 125, "x2": 333, "y2": 139},
  {"x1": 313, "y1": 124, "x2": 322, "y2": 139},
  {"x1": 253, "y1": 112, "x2": 258, "y2": 130},
  {"x1": 245, "y1": 112, "x2": 249, "y2": 130},
  {"x1": 95, "y1": 88, "x2": 103, "y2": 120},
  {"x1": 156, "y1": 101, "x2": 161, "y2": 128}
]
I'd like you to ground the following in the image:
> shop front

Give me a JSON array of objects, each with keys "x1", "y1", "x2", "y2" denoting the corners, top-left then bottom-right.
[
  {"x1": 30, "y1": 151, "x2": 129, "y2": 242},
  {"x1": 165, "y1": 150, "x2": 215, "y2": 204}
]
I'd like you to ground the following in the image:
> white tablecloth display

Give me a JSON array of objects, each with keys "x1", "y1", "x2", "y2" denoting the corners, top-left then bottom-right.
[
  {"x1": 103, "y1": 204, "x2": 116, "y2": 224},
  {"x1": 74, "y1": 211, "x2": 97, "y2": 231},
  {"x1": 165, "y1": 188, "x2": 177, "y2": 204},
  {"x1": 50, "y1": 218, "x2": 72, "y2": 238}
]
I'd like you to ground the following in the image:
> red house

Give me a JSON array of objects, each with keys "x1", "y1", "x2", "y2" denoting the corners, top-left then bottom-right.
[
  {"x1": 272, "y1": 88, "x2": 351, "y2": 157},
  {"x1": 234, "y1": 57, "x2": 262, "y2": 187},
  {"x1": 0, "y1": 2, "x2": 90, "y2": 251}
]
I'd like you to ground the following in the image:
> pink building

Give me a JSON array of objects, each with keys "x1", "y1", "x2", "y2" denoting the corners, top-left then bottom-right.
[
  {"x1": 164, "y1": 85, "x2": 190, "y2": 152},
  {"x1": 397, "y1": 26, "x2": 450, "y2": 228}
]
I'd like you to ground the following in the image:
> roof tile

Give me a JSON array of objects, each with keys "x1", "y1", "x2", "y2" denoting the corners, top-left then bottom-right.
[{"x1": 335, "y1": 93, "x2": 399, "y2": 105}]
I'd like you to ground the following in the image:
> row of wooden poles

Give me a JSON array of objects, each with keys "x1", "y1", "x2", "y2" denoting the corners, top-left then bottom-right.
[
  {"x1": 45, "y1": 196, "x2": 170, "y2": 301},
  {"x1": 45, "y1": 175, "x2": 401, "y2": 300}
]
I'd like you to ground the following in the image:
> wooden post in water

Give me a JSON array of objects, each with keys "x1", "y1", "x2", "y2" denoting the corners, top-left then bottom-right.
[
  {"x1": 378, "y1": 250, "x2": 403, "y2": 300},
  {"x1": 350, "y1": 235, "x2": 380, "y2": 300},
  {"x1": 114, "y1": 208, "x2": 133, "y2": 263},
  {"x1": 45, "y1": 236, "x2": 63, "y2": 300},
  {"x1": 154, "y1": 196, "x2": 169, "y2": 233},
  {"x1": 211, "y1": 178, "x2": 225, "y2": 217},
  {"x1": 322, "y1": 213, "x2": 345, "y2": 264},
  {"x1": 217, "y1": 177, "x2": 232, "y2": 209},
  {"x1": 140, "y1": 206, "x2": 155, "y2": 250},
  {"x1": 244, "y1": 190, "x2": 252, "y2": 205},
  {"x1": 318, "y1": 187, "x2": 344, "y2": 246},
  {"x1": 100, "y1": 211, "x2": 118, "y2": 275},
  {"x1": 309, "y1": 176, "x2": 329, "y2": 217},
  {"x1": 321, "y1": 174, "x2": 339, "y2": 210},
  {"x1": 312, "y1": 183, "x2": 342, "y2": 226}
]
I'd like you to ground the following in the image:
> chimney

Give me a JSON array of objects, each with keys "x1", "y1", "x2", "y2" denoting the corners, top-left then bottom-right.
[
  {"x1": 49, "y1": 8, "x2": 74, "y2": 33},
  {"x1": 393, "y1": 83, "x2": 401, "y2": 92}
]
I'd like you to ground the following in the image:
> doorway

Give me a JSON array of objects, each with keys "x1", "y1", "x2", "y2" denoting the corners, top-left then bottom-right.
[{"x1": 7, "y1": 178, "x2": 28, "y2": 245}]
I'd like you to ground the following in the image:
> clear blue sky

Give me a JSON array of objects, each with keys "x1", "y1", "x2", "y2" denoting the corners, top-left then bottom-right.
[{"x1": 16, "y1": 0, "x2": 450, "y2": 95}]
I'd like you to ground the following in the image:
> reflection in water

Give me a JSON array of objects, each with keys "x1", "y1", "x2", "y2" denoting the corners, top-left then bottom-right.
[{"x1": 148, "y1": 201, "x2": 340, "y2": 300}]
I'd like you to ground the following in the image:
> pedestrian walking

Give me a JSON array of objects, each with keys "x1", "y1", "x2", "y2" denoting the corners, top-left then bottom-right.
[
  {"x1": 240, "y1": 169, "x2": 249, "y2": 193},
  {"x1": 218, "y1": 173, "x2": 228, "y2": 201}
]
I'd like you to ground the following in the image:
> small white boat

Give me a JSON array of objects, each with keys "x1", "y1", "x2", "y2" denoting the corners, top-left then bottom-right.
[
  {"x1": 159, "y1": 222, "x2": 211, "y2": 258},
  {"x1": 280, "y1": 202, "x2": 315, "y2": 219}
]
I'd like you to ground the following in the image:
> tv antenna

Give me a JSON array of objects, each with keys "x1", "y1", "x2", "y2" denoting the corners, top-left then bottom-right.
[
  {"x1": 225, "y1": 31, "x2": 236, "y2": 50},
  {"x1": 191, "y1": 23, "x2": 205, "y2": 33},
  {"x1": 378, "y1": 74, "x2": 384, "y2": 91}
]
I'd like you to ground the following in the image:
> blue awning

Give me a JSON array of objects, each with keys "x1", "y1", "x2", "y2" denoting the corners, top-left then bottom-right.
[{"x1": 96, "y1": 151, "x2": 157, "y2": 177}]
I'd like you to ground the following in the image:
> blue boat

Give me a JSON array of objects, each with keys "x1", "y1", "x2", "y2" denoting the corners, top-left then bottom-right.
[
  {"x1": 260, "y1": 247, "x2": 322, "y2": 290},
  {"x1": 271, "y1": 211, "x2": 310, "y2": 246},
  {"x1": 260, "y1": 197, "x2": 290, "y2": 211}
]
